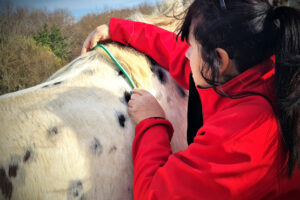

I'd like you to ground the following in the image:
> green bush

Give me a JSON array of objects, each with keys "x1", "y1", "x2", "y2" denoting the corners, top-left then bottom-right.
[{"x1": 33, "y1": 24, "x2": 70, "y2": 59}]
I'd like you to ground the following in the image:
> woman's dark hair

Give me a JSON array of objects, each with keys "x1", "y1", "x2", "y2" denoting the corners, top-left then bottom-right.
[{"x1": 177, "y1": 0, "x2": 300, "y2": 176}]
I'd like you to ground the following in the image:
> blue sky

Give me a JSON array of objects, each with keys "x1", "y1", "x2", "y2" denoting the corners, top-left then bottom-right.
[{"x1": 7, "y1": 0, "x2": 162, "y2": 20}]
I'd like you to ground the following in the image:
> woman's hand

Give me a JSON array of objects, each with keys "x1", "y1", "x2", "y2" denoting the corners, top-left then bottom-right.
[
  {"x1": 128, "y1": 89, "x2": 166, "y2": 124},
  {"x1": 81, "y1": 24, "x2": 110, "y2": 55}
]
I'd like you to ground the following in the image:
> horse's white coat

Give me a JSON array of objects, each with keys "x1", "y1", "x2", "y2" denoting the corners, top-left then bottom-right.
[{"x1": 0, "y1": 1, "x2": 190, "y2": 199}]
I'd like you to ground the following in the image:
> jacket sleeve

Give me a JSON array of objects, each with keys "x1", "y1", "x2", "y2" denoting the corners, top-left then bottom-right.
[
  {"x1": 109, "y1": 17, "x2": 191, "y2": 89},
  {"x1": 132, "y1": 108, "x2": 283, "y2": 200}
]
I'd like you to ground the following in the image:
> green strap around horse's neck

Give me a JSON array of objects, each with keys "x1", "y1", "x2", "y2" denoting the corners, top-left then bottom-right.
[{"x1": 93, "y1": 44, "x2": 137, "y2": 89}]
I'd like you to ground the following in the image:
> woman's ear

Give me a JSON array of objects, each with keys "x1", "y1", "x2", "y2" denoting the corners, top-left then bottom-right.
[
  {"x1": 216, "y1": 48, "x2": 239, "y2": 82},
  {"x1": 216, "y1": 48, "x2": 229, "y2": 74}
]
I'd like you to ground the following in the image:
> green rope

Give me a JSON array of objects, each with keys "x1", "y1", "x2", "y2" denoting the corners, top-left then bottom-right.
[{"x1": 93, "y1": 44, "x2": 137, "y2": 89}]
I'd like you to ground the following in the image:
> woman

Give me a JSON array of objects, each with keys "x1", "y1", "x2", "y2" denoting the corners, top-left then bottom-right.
[{"x1": 82, "y1": 0, "x2": 300, "y2": 199}]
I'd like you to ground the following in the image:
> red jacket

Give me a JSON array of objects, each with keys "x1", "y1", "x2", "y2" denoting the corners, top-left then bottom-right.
[{"x1": 109, "y1": 17, "x2": 300, "y2": 200}]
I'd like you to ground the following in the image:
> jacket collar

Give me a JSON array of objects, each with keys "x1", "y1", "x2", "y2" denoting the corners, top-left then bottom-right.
[{"x1": 197, "y1": 58, "x2": 275, "y2": 122}]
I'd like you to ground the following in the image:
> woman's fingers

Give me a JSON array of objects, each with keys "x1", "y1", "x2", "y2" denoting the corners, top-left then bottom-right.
[
  {"x1": 81, "y1": 42, "x2": 91, "y2": 55},
  {"x1": 128, "y1": 100, "x2": 134, "y2": 108},
  {"x1": 81, "y1": 24, "x2": 110, "y2": 56},
  {"x1": 132, "y1": 88, "x2": 147, "y2": 95},
  {"x1": 81, "y1": 38, "x2": 90, "y2": 55},
  {"x1": 90, "y1": 36, "x2": 99, "y2": 50},
  {"x1": 81, "y1": 33, "x2": 94, "y2": 55},
  {"x1": 127, "y1": 89, "x2": 165, "y2": 124}
]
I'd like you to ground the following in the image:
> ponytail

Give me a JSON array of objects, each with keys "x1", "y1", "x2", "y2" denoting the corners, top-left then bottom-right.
[{"x1": 270, "y1": 6, "x2": 300, "y2": 176}]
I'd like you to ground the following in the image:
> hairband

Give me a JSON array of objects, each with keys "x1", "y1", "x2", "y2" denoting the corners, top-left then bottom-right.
[{"x1": 219, "y1": 0, "x2": 227, "y2": 10}]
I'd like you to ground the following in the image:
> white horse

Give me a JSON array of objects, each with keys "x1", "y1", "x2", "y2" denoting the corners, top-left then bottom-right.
[{"x1": 0, "y1": 1, "x2": 190, "y2": 199}]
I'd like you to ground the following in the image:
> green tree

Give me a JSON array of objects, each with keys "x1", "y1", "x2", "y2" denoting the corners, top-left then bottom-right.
[{"x1": 33, "y1": 24, "x2": 70, "y2": 59}]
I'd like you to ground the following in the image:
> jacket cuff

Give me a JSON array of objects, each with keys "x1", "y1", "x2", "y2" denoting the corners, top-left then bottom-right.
[{"x1": 135, "y1": 118, "x2": 174, "y2": 141}]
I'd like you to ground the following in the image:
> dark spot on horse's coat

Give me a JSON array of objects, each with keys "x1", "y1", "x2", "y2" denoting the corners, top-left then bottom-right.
[
  {"x1": 117, "y1": 113, "x2": 126, "y2": 128},
  {"x1": 48, "y1": 127, "x2": 58, "y2": 135},
  {"x1": 124, "y1": 91, "x2": 132, "y2": 104},
  {"x1": 109, "y1": 146, "x2": 117, "y2": 154},
  {"x1": 155, "y1": 68, "x2": 167, "y2": 84},
  {"x1": 90, "y1": 138, "x2": 102, "y2": 156},
  {"x1": 0, "y1": 167, "x2": 13, "y2": 199},
  {"x1": 176, "y1": 84, "x2": 187, "y2": 98},
  {"x1": 68, "y1": 180, "x2": 84, "y2": 200},
  {"x1": 128, "y1": 186, "x2": 132, "y2": 193},
  {"x1": 118, "y1": 69, "x2": 125, "y2": 77},
  {"x1": 23, "y1": 150, "x2": 31, "y2": 162},
  {"x1": 8, "y1": 165, "x2": 18, "y2": 178},
  {"x1": 42, "y1": 81, "x2": 62, "y2": 88},
  {"x1": 148, "y1": 56, "x2": 157, "y2": 66},
  {"x1": 53, "y1": 81, "x2": 62, "y2": 86},
  {"x1": 150, "y1": 66, "x2": 155, "y2": 72}
]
